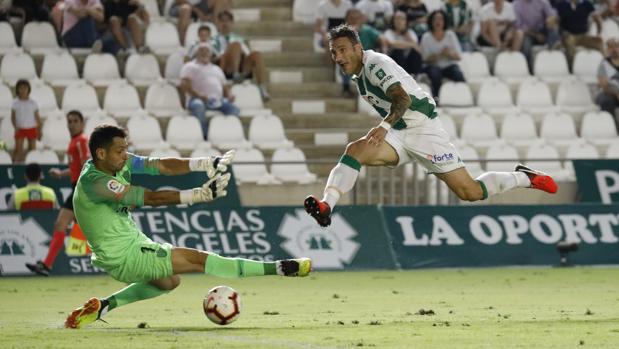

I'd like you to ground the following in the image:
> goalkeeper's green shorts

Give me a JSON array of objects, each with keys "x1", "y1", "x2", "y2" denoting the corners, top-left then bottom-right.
[{"x1": 94, "y1": 237, "x2": 174, "y2": 284}]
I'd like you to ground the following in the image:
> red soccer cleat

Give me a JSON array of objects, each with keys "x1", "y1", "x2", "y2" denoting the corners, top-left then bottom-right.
[
  {"x1": 515, "y1": 164, "x2": 558, "y2": 194},
  {"x1": 304, "y1": 195, "x2": 332, "y2": 227}
]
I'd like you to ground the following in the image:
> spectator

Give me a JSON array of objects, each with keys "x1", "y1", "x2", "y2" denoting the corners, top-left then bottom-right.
[
  {"x1": 443, "y1": 0, "x2": 475, "y2": 52},
  {"x1": 514, "y1": 0, "x2": 560, "y2": 70},
  {"x1": 395, "y1": 0, "x2": 428, "y2": 37},
  {"x1": 12, "y1": 0, "x2": 51, "y2": 22},
  {"x1": 0, "y1": 0, "x2": 12, "y2": 21},
  {"x1": 596, "y1": 38, "x2": 619, "y2": 127},
  {"x1": 315, "y1": 0, "x2": 353, "y2": 50},
  {"x1": 168, "y1": 0, "x2": 229, "y2": 46},
  {"x1": 102, "y1": 0, "x2": 149, "y2": 54},
  {"x1": 50, "y1": 0, "x2": 64, "y2": 35},
  {"x1": 384, "y1": 10, "x2": 422, "y2": 75},
  {"x1": 346, "y1": 7, "x2": 386, "y2": 52},
  {"x1": 213, "y1": 10, "x2": 269, "y2": 101},
  {"x1": 11, "y1": 79, "x2": 41, "y2": 164},
  {"x1": 478, "y1": 0, "x2": 523, "y2": 51},
  {"x1": 186, "y1": 24, "x2": 220, "y2": 61},
  {"x1": 355, "y1": 0, "x2": 394, "y2": 31},
  {"x1": 556, "y1": 0, "x2": 603, "y2": 65},
  {"x1": 8, "y1": 163, "x2": 58, "y2": 210},
  {"x1": 180, "y1": 43, "x2": 239, "y2": 139},
  {"x1": 62, "y1": 0, "x2": 103, "y2": 50},
  {"x1": 421, "y1": 10, "x2": 466, "y2": 97}
]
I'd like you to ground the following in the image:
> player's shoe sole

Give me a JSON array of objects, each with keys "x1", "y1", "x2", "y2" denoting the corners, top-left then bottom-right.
[
  {"x1": 304, "y1": 195, "x2": 332, "y2": 227},
  {"x1": 515, "y1": 164, "x2": 558, "y2": 194},
  {"x1": 295, "y1": 258, "x2": 312, "y2": 277},
  {"x1": 279, "y1": 258, "x2": 312, "y2": 277},
  {"x1": 25, "y1": 261, "x2": 50, "y2": 276},
  {"x1": 65, "y1": 297, "x2": 101, "y2": 329}
]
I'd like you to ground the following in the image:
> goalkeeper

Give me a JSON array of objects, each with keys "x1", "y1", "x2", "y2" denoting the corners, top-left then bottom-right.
[{"x1": 65, "y1": 124, "x2": 311, "y2": 329}]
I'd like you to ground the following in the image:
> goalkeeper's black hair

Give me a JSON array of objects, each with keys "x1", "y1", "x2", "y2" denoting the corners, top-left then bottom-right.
[
  {"x1": 89, "y1": 124, "x2": 127, "y2": 161},
  {"x1": 328, "y1": 24, "x2": 361, "y2": 46}
]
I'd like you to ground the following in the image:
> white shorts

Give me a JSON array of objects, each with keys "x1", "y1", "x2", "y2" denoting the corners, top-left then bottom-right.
[{"x1": 384, "y1": 117, "x2": 465, "y2": 174}]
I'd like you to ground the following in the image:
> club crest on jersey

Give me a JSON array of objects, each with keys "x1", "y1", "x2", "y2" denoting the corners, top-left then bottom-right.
[
  {"x1": 375, "y1": 69, "x2": 386, "y2": 80},
  {"x1": 107, "y1": 179, "x2": 125, "y2": 194}
]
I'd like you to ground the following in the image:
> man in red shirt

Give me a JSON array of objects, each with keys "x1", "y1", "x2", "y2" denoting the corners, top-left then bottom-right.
[{"x1": 26, "y1": 110, "x2": 90, "y2": 276}]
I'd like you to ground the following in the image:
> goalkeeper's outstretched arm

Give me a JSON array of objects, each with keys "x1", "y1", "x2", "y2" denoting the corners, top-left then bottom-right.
[
  {"x1": 156, "y1": 149, "x2": 236, "y2": 177},
  {"x1": 142, "y1": 173, "x2": 232, "y2": 206}
]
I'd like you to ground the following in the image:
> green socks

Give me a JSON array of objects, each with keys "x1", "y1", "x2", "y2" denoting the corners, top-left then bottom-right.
[
  {"x1": 107, "y1": 283, "x2": 170, "y2": 311},
  {"x1": 204, "y1": 253, "x2": 277, "y2": 278}
]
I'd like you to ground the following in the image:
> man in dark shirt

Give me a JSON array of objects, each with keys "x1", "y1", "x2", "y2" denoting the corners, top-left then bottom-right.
[
  {"x1": 556, "y1": 0, "x2": 603, "y2": 64},
  {"x1": 103, "y1": 0, "x2": 149, "y2": 53}
]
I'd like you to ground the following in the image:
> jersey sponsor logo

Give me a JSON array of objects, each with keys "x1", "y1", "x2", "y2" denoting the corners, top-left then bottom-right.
[
  {"x1": 375, "y1": 68, "x2": 386, "y2": 80},
  {"x1": 427, "y1": 153, "x2": 455, "y2": 164},
  {"x1": 380, "y1": 75, "x2": 393, "y2": 87},
  {"x1": 106, "y1": 180, "x2": 125, "y2": 194},
  {"x1": 278, "y1": 210, "x2": 360, "y2": 269}
]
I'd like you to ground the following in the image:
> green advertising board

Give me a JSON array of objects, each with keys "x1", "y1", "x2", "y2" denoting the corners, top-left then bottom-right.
[{"x1": 573, "y1": 160, "x2": 619, "y2": 203}]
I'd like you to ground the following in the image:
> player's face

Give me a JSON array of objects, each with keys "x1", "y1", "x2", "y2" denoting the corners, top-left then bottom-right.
[
  {"x1": 330, "y1": 37, "x2": 363, "y2": 76},
  {"x1": 66, "y1": 114, "x2": 84, "y2": 137},
  {"x1": 102, "y1": 137, "x2": 129, "y2": 172},
  {"x1": 608, "y1": 39, "x2": 619, "y2": 58},
  {"x1": 16, "y1": 84, "x2": 29, "y2": 99},
  {"x1": 198, "y1": 29, "x2": 211, "y2": 42},
  {"x1": 394, "y1": 12, "x2": 407, "y2": 32}
]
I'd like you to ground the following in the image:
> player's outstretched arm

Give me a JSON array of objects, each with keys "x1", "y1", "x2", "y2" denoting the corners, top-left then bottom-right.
[
  {"x1": 143, "y1": 173, "x2": 232, "y2": 206},
  {"x1": 156, "y1": 149, "x2": 236, "y2": 177}
]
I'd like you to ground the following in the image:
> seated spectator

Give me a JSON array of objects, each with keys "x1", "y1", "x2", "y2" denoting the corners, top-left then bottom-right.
[
  {"x1": 214, "y1": 10, "x2": 269, "y2": 101},
  {"x1": 556, "y1": 0, "x2": 603, "y2": 65},
  {"x1": 12, "y1": 0, "x2": 51, "y2": 22},
  {"x1": 50, "y1": 0, "x2": 65, "y2": 35},
  {"x1": 8, "y1": 163, "x2": 58, "y2": 210},
  {"x1": 180, "y1": 44, "x2": 239, "y2": 139},
  {"x1": 186, "y1": 24, "x2": 220, "y2": 61},
  {"x1": 169, "y1": 0, "x2": 229, "y2": 45},
  {"x1": 421, "y1": 10, "x2": 466, "y2": 97},
  {"x1": 102, "y1": 0, "x2": 149, "y2": 55},
  {"x1": 355, "y1": 0, "x2": 394, "y2": 31},
  {"x1": 478, "y1": 0, "x2": 523, "y2": 51},
  {"x1": 514, "y1": 0, "x2": 560, "y2": 70},
  {"x1": 596, "y1": 38, "x2": 619, "y2": 126},
  {"x1": 0, "y1": 0, "x2": 12, "y2": 21},
  {"x1": 443, "y1": 0, "x2": 475, "y2": 52},
  {"x1": 384, "y1": 10, "x2": 422, "y2": 75},
  {"x1": 395, "y1": 0, "x2": 428, "y2": 37},
  {"x1": 315, "y1": 0, "x2": 353, "y2": 50},
  {"x1": 62, "y1": 0, "x2": 103, "y2": 50},
  {"x1": 11, "y1": 79, "x2": 41, "y2": 164}
]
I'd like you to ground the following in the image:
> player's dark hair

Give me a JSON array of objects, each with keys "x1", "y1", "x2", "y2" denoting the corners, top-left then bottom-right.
[
  {"x1": 328, "y1": 24, "x2": 360, "y2": 45},
  {"x1": 198, "y1": 25, "x2": 211, "y2": 34},
  {"x1": 25, "y1": 163, "x2": 41, "y2": 182},
  {"x1": 89, "y1": 124, "x2": 127, "y2": 161},
  {"x1": 428, "y1": 10, "x2": 450, "y2": 32},
  {"x1": 66, "y1": 110, "x2": 84, "y2": 122},
  {"x1": 15, "y1": 79, "x2": 31, "y2": 94},
  {"x1": 218, "y1": 10, "x2": 234, "y2": 21}
]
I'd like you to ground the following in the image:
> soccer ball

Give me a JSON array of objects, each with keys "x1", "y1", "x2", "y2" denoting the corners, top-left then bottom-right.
[{"x1": 203, "y1": 285, "x2": 242, "y2": 325}]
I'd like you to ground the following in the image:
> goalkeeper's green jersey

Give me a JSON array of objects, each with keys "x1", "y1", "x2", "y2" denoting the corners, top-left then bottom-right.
[{"x1": 73, "y1": 153, "x2": 159, "y2": 269}]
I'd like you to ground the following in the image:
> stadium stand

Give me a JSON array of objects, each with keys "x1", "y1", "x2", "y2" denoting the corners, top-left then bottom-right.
[{"x1": 41, "y1": 50, "x2": 81, "y2": 87}]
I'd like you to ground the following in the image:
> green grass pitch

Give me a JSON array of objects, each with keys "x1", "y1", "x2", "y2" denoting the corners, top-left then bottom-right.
[{"x1": 1, "y1": 268, "x2": 618, "y2": 348}]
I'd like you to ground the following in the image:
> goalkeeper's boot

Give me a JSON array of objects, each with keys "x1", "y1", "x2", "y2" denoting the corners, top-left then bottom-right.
[
  {"x1": 515, "y1": 164, "x2": 558, "y2": 194},
  {"x1": 65, "y1": 297, "x2": 103, "y2": 329},
  {"x1": 304, "y1": 195, "x2": 332, "y2": 227},
  {"x1": 25, "y1": 260, "x2": 50, "y2": 276},
  {"x1": 278, "y1": 258, "x2": 312, "y2": 277}
]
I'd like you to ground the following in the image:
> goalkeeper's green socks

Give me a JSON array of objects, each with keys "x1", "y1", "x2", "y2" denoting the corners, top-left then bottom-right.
[
  {"x1": 102, "y1": 283, "x2": 170, "y2": 315},
  {"x1": 204, "y1": 253, "x2": 277, "y2": 278}
]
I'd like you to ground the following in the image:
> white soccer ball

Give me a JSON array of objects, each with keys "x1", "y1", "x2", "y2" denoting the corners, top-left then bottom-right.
[{"x1": 203, "y1": 285, "x2": 242, "y2": 325}]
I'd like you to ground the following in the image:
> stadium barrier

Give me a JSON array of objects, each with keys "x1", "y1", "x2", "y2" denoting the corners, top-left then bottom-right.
[
  {"x1": 573, "y1": 160, "x2": 619, "y2": 203},
  {"x1": 1, "y1": 204, "x2": 618, "y2": 276}
]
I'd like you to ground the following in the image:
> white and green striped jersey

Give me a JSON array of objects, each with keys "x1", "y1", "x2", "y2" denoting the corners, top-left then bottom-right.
[{"x1": 352, "y1": 50, "x2": 437, "y2": 130}]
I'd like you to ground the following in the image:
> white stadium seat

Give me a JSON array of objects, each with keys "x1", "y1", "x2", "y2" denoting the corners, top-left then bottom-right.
[
  {"x1": 0, "y1": 149, "x2": 11, "y2": 164},
  {"x1": 606, "y1": 141, "x2": 619, "y2": 158},
  {"x1": 525, "y1": 143, "x2": 570, "y2": 181},
  {"x1": 41, "y1": 113, "x2": 71, "y2": 151},
  {"x1": 144, "y1": 81, "x2": 185, "y2": 118},
  {"x1": 573, "y1": 50, "x2": 604, "y2": 84},
  {"x1": 0, "y1": 83, "x2": 12, "y2": 117},
  {"x1": 500, "y1": 113, "x2": 538, "y2": 147},
  {"x1": 540, "y1": 113, "x2": 579, "y2": 147},
  {"x1": 590, "y1": 19, "x2": 619, "y2": 42},
  {"x1": 150, "y1": 146, "x2": 181, "y2": 158},
  {"x1": 41, "y1": 50, "x2": 80, "y2": 86},
  {"x1": 293, "y1": 0, "x2": 319, "y2": 24},
  {"x1": 232, "y1": 147, "x2": 280, "y2": 185},
  {"x1": 30, "y1": 80, "x2": 59, "y2": 117},
  {"x1": 459, "y1": 52, "x2": 494, "y2": 86},
  {"x1": 146, "y1": 21, "x2": 182, "y2": 55},
  {"x1": 84, "y1": 114, "x2": 118, "y2": 136},
  {"x1": 459, "y1": 145, "x2": 484, "y2": 177},
  {"x1": 207, "y1": 115, "x2": 252, "y2": 149},
  {"x1": 0, "y1": 116, "x2": 15, "y2": 150},
  {"x1": 516, "y1": 79, "x2": 558, "y2": 117},
  {"x1": 1, "y1": 51, "x2": 37, "y2": 85},
  {"x1": 580, "y1": 111, "x2": 619, "y2": 146},
  {"x1": 166, "y1": 115, "x2": 204, "y2": 151},
  {"x1": 164, "y1": 49, "x2": 185, "y2": 86},
  {"x1": 534, "y1": 50, "x2": 571, "y2": 84},
  {"x1": 555, "y1": 79, "x2": 598, "y2": 117},
  {"x1": 494, "y1": 51, "x2": 531, "y2": 85},
  {"x1": 125, "y1": 53, "x2": 162, "y2": 87},
  {"x1": 485, "y1": 144, "x2": 519, "y2": 172},
  {"x1": 438, "y1": 113, "x2": 459, "y2": 141},
  {"x1": 25, "y1": 149, "x2": 59, "y2": 164},
  {"x1": 126, "y1": 114, "x2": 168, "y2": 151},
  {"x1": 0, "y1": 22, "x2": 18, "y2": 55},
  {"x1": 230, "y1": 83, "x2": 271, "y2": 117},
  {"x1": 22, "y1": 21, "x2": 59, "y2": 55},
  {"x1": 460, "y1": 113, "x2": 501, "y2": 148},
  {"x1": 103, "y1": 82, "x2": 143, "y2": 118},
  {"x1": 564, "y1": 142, "x2": 600, "y2": 179},
  {"x1": 190, "y1": 143, "x2": 219, "y2": 158},
  {"x1": 248, "y1": 114, "x2": 293, "y2": 150},
  {"x1": 83, "y1": 53, "x2": 124, "y2": 87},
  {"x1": 141, "y1": 0, "x2": 161, "y2": 19},
  {"x1": 62, "y1": 81, "x2": 101, "y2": 113},
  {"x1": 477, "y1": 80, "x2": 518, "y2": 117},
  {"x1": 438, "y1": 82, "x2": 481, "y2": 117},
  {"x1": 271, "y1": 146, "x2": 317, "y2": 184}
]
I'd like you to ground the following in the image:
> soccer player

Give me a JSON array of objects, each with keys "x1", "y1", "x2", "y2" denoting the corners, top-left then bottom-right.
[
  {"x1": 65, "y1": 125, "x2": 311, "y2": 329},
  {"x1": 304, "y1": 24, "x2": 558, "y2": 227},
  {"x1": 26, "y1": 110, "x2": 89, "y2": 276}
]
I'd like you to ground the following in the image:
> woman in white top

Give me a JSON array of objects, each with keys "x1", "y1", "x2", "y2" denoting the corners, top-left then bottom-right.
[
  {"x1": 420, "y1": 10, "x2": 465, "y2": 97},
  {"x1": 384, "y1": 10, "x2": 423, "y2": 75},
  {"x1": 11, "y1": 79, "x2": 41, "y2": 164}
]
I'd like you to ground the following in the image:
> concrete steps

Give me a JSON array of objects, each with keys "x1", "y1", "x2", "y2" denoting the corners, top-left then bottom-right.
[
  {"x1": 268, "y1": 67, "x2": 334, "y2": 83},
  {"x1": 277, "y1": 112, "x2": 378, "y2": 129},
  {"x1": 266, "y1": 82, "x2": 343, "y2": 98},
  {"x1": 262, "y1": 52, "x2": 327, "y2": 67},
  {"x1": 234, "y1": 21, "x2": 312, "y2": 37},
  {"x1": 266, "y1": 98, "x2": 357, "y2": 113}
]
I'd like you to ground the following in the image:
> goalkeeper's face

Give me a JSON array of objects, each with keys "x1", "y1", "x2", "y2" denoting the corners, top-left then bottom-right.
[
  {"x1": 330, "y1": 37, "x2": 363, "y2": 76},
  {"x1": 101, "y1": 137, "x2": 129, "y2": 173}
]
